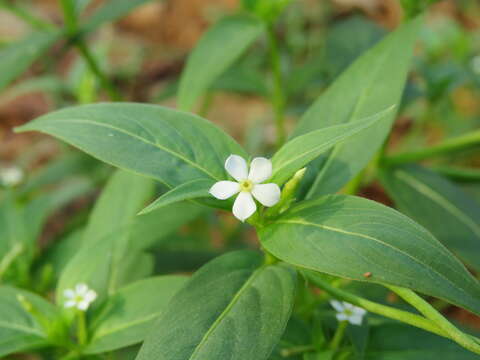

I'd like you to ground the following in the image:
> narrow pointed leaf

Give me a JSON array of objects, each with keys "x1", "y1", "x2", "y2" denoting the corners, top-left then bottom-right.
[
  {"x1": 270, "y1": 107, "x2": 394, "y2": 185},
  {"x1": 86, "y1": 276, "x2": 189, "y2": 354},
  {"x1": 0, "y1": 31, "x2": 60, "y2": 91},
  {"x1": 259, "y1": 195, "x2": 480, "y2": 315},
  {"x1": 16, "y1": 103, "x2": 247, "y2": 188},
  {"x1": 136, "y1": 251, "x2": 297, "y2": 360},
  {"x1": 139, "y1": 179, "x2": 212, "y2": 215},
  {"x1": 292, "y1": 17, "x2": 421, "y2": 197},
  {"x1": 0, "y1": 286, "x2": 61, "y2": 357},
  {"x1": 178, "y1": 14, "x2": 264, "y2": 111},
  {"x1": 81, "y1": 0, "x2": 154, "y2": 33},
  {"x1": 380, "y1": 165, "x2": 480, "y2": 272}
]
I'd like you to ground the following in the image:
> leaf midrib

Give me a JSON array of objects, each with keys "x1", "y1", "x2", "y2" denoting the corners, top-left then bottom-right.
[
  {"x1": 34, "y1": 118, "x2": 222, "y2": 182},
  {"x1": 187, "y1": 266, "x2": 265, "y2": 360}
]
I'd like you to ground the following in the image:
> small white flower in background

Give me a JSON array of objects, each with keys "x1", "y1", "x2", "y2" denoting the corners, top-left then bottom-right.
[
  {"x1": 330, "y1": 300, "x2": 367, "y2": 325},
  {"x1": 0, "y1": 166, "x2": 24, "y2": 187},
  {"x1": 209, "y1": 155, "x2": 281, "y2": 222},
  {"x1": 64, "y1": 283, "x2": 97, "y2": 311}
]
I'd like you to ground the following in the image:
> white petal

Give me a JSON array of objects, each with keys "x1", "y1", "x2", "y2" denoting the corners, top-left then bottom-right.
[
  {"x1": 251, "y1": 183, "x2": 280, "y2": 207},
  {"x1": 225, "y1": 155, "x2": 248, "y2": 181},
  {"x1": 84, "y1": 290, "x2": 97, "y2": 303},
  {"x1": 343, "y1": 302, "x2": 355, "y2": 311},
  {"x1": 75, "y1": 283, "x2": 88, "y2": 295},
  {"x1": 348, "y1": 314, "x2": 363, "y2": 325},
  {"x1": 64, "y1": 289, "x2": 75, "y2": 299},
  {"x1": 353, "y1": 307, "x2": 367, "y2": 316},
  {"x1": 248, "y1": 157, "x2": 272, "y2": 183},
  {"x1": 209, "y1": 181, "x2": 239, "y2": 200},
  {"x1": 77, "y1": 300, "x2": 90, "y2": 311},
  {"x1": 336, "y1": 313, "x2": 348, "y2": 322},
  {"x1": 64, "y1": 300, "x2": 77, "y2": 308},
  {"x1": 232, "y1": 192, "x2": 257, "y2": 222},
  {"x1": 330, "y1": 300, "x2": 344, "y2": 312}
]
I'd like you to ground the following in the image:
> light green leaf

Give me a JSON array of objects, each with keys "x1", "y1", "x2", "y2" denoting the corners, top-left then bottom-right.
[
  {"x1": 136, "y1": 251, "x2": 297, "y2": 360},
  {"x1": 16, "y1": 103, "x2": 247, "y2": 188},
  {"x1": 86, "y1": 276, "x2": 189, "y2": 354},
  {"x1": 0, "y1": 286, "x2": 61, "y2": 357},
  {"x1": 82, "y1": 170, "x2": 155, "y2": 248},
  {"x1": 292, "y1": 17, "x2": 421, "y2": 197},
  {"x1": 81, "y1": 0, "x2": 154, "y2": 33},
  {"x1": 270, "y1": 107, "x2": 394, "y2": 185},
  {"x1": 0, "y1": 31, "x2": 60, "y2": 91},
  {"x1": 139, "y1": 179, "x2": 211, "y2": 215},
  {"x1": 380, "y1": 165, "x2": 480, "y2": 272},
  {"x1": 259, "y1": 194, "x2": 480, "y2": 315},
  {"x1": 178, "y1": 14, "x2": 264, "y2": 111}
]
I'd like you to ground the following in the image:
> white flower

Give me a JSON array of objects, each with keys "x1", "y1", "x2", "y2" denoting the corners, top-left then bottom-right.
[
  {"x1": 209, "y1": 155, "x2": 281, "y2": 222},
  {"x1": 330, "y1": 300, "x2": 367, "y2": 325},
  {"x1": 63, "y1": 283, "x2": 97, "y2": 311},
  {"x1": 0, "y1": 167, "x2": 24, "y2": 187}
]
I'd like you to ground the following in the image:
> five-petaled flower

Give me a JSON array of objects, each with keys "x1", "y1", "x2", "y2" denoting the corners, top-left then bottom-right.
[
  {"x1": 64, "y1": 283, "x2": 97, "y2": 311},
  {"x1": 209, "y1": 155, "x2": 281, "y2": 222},
  {"x1": 330, "y1": 300, "x2": 367, "y2": 325}
]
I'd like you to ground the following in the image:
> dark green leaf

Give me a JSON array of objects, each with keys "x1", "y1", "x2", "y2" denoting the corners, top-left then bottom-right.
[
  {"x1": 16, "y1": 103, "x2": 247, "y2": 188},
  {"x1": 259, "y1": 195, "x2": 480, "y2": 315},
  {"x1": 270, "y1": 107, "x2": 393, "y2": 185},
  {"x1": 86, "y1": 276, "x2": 189, "y2": 354},
  {"x1": 178, "y1": 15, "x2": 264, "y2": 111},
  {"x1": 136, "y1": 251, "x2": 297, "y2": 360},
  {"x1": 292, "y1": 18, "x2": 421, "y2": 197},
  {"x1": 380, "y1": 164, "x2": 480, "y2": 272}
]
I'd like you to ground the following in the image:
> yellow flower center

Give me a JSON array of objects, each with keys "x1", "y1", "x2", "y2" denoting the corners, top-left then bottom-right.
[{"x1": 239, "y1": 179, "x2": 253, "y2": 192}]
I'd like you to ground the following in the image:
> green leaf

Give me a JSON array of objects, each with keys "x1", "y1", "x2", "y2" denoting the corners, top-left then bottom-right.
[
  {"x1": 0, "y1": 30, "x2": 60, "y2": 91},
  {"x1": 139, "y1": 179, "x2": 211, "y2": 215},
  {"x1": 81, "y1": 0, "x2": 154, "y2": 33},
  {"x1": 259, "y1": 194, "x2": 480, "y2": 315},
  {"x1": 0, "y1": 286, "x2": 61, "y2": 357},
  {"x1": 82, "y1": 170, "x2": 154, "y2": 248},
  {"x1": 178, "y1": 14, "x2": 264, "y2": 111},
  {"x1": 136, "y1": 251, "x2": 297, "y2": 360},
  {"x1": 86, "y1": 275, "x2": 189, "y2": 354},
  {"x1": 366, "y1": 321, "x2": 479, "y2": 359},
  {"x1": 16, "y1": 103, "x2": 247, "y2": 188},
  {"x1": 292, "y1": 17, "x2": 421, "y2": 197},
  {"x1": 270, "y1": 107, "x2": 394, "y2": 185},
  {"x1": 380, "y1": 165, "x2": 480, "y2": 272}
]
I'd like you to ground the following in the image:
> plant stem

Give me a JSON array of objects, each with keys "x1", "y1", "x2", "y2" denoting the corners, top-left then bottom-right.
[
  {"x1": 0, "y1": 243, "x2": 24, "y2": 280},
  {"x1": 280, "y1": 344, "x2": 315, "y2": 357},
  {"x1": 329, "y1": 320, "x2": 348, "y2": 351},
  {"x1": 306, "y1": 273, "x2": 447, "y2": 338},
  {"x1": 59, "y1": 0, "x2": 77, "y2": 35},
  {"x1": 76, "y1": 310, "x2": 87, "y2": 346},
  {"x1": 267, "y1": 25, "x2": 287, "y2": 148},
  {"x1": 387, "y1": 286, "x2": 480, "y2": 355},
  {"x1": 384, "y1": 129, "x2": 480, "y2": 165},
  {"x1": 432, "y1": 166, "x2": 480, "y2": 183},
  {"x1": 76, "y1": 41, "x2": 121, "y2": 101},
  {"x1": 0, "y1": 1, "x2": 54, "y2": 30}
]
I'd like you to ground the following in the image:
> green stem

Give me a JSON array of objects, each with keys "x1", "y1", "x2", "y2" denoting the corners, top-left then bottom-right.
[
  {"x1": 59, "y1": 0, "x2": 77, "y2": 35},
  {"x1": 267, "y1": 25, "x2": 287, "y2": 148},
  {"x1": 432, "y1": 166, "x2": 480, "y2": 183},
  {"x1": 388, "y1": 286, "x2": 480, "y2": 355},
  {"x1": 329, "y1": 320, "x2": 348, "y2": 351},
  {"x1": 0, "y1": 1, "x2": 54, "y2": 30},
  {"x1": 76, "y1": 310, "x2": 87, "y2": 346},
  {"x1": 76, "y1": 41, "x2": 121, "y2": 101},
  {"x1": 306, "y1": 273, "x2": 447, "y2": 338},
  {"x1": 280, "y1": 344, "x2": 316, "y2": 357},
  {"x1": 384, "y1": 129, "x2": 480, "y2": 165}
]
